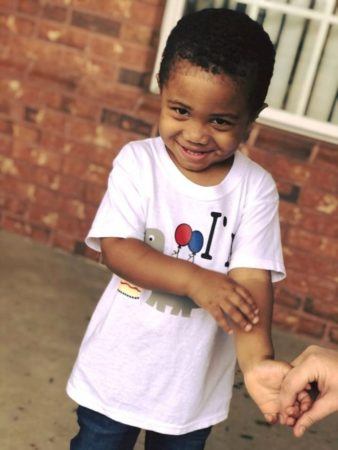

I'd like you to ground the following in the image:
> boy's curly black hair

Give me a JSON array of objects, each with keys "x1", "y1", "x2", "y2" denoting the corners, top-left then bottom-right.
[{"x1": 158, "y1": 8, "x2": 275, "y2": 116}]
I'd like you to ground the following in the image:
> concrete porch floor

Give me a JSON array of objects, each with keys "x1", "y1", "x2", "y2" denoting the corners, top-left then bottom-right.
[{"x1": 0, "y1": 229, "x2": 337, "y2": 450}]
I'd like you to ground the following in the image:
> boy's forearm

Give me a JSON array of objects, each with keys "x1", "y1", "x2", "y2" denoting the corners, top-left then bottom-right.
[
  {"x1": 101, "y1": 237, "x2": 199, "y2": 297},
  {"x1": 229, "y1": 269, "x2": 274, "y2": 374}
]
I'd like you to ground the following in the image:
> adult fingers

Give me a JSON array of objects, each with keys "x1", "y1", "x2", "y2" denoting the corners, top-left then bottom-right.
[
  {"x1": 293, "y1": 396, "x2": 337, "y2": 437},
  {"x1": 280, "y1": 363, "x2": 317, "y2": 411}
]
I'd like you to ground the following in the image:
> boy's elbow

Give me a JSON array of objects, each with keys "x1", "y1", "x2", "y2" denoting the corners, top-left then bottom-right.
[{"x1": 100, "y1": 237, "x2": 124, "y2": 269}]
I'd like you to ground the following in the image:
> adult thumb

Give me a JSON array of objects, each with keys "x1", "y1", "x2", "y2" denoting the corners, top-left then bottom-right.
[{"x1": 293, "y1": 395, "x2": 337, "y2": 437}]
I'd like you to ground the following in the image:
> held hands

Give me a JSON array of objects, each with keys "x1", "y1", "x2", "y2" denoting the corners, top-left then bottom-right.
[
  {"x1": 280, "y1": 345, "x2": 338, "y2": 437},
  {"x1": 244, "y1": 359, "x2": 312, "y2": 426},
  {"x1": 186, "y1": 267, "x2": 259, "y2": 333}
]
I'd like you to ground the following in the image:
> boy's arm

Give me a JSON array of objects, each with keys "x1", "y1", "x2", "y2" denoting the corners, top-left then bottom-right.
[
  {"x1": 101, "y1": 237, "x2": 259, "y2": 333},
  {"x1": 229, "y1": 267, "x2": 290, "y2": 422},
  {"x1": 229, "y1": 268, "x2": 274, "y2": 369}
]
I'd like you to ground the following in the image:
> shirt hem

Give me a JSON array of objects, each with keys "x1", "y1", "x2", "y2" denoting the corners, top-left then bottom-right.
[{"x1": 66, "y1": 382, "x2": 229, "y2": 435}]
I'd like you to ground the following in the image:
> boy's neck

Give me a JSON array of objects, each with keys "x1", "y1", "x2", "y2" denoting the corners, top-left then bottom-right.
[{"x1": 172, "y1": 154, "x2": 235, "y2": 187}]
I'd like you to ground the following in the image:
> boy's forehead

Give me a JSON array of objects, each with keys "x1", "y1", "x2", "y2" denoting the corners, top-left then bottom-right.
[{"x1": 163, "y1": 64, "x2": 247, "y2": 115}]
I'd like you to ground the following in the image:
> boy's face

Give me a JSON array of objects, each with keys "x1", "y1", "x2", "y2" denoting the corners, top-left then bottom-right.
[{"x1": 158, "y1": 61, "x2": 254, "y2": 181}]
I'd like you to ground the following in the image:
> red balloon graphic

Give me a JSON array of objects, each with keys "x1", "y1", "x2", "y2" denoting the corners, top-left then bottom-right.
[{"x1": 175, "y1": 223, "x2": 192, "y2": 247}]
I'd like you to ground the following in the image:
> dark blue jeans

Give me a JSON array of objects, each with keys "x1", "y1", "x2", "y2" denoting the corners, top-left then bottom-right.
[{"x1": 70, "y1": 406, "x2": 212, "y2": 450}]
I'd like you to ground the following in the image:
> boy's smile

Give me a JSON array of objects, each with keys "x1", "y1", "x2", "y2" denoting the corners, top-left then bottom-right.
[{"x1": 158, "y1": 61, "x2": 253, "y2": 185}]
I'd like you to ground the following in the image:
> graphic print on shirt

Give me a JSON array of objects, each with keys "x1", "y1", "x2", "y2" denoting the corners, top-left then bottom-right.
[
  {"x1": 173, "y1": 224, "x2": 204, "y2": 263},
  {"x1": 117, "y1": 215, "x2": 235, "y2": 317},
  {"x1": 144, "y1": 228, "x2": 200, "y2": 317}
]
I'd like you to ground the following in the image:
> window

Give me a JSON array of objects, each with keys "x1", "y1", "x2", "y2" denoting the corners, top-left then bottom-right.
[{"x1": 150, "y1": 0, "x2": 338, "y2": 144}]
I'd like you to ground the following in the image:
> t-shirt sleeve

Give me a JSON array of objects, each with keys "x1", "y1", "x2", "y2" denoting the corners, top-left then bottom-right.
[
  {"x1": 228, "y1": 173, "x2": 285, "y2": 282},
  {"x1": 85, "y1": 145, "x2": 146, "y2": 252}
]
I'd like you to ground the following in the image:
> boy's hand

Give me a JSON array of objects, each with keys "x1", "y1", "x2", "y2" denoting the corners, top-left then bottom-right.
[
  {"x1": 244, "y1": 359, "x2": 292, "y2": 423},
  {"x1": 244, "y1": 359, "x2": 312, "y2": 424},
  {"x1": 186, "y1": 267, "x2": 259, "y2": 333}
]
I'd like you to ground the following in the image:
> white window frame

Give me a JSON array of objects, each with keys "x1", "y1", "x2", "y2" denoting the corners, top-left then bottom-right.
[{"x1": 150, "y1": 0, "x2": 338, "y2": 145}]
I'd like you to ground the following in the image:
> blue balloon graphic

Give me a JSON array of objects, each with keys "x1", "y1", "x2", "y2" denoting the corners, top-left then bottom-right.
[{"x1": 188, "y1": 230, "x2": 204, "y2": 254}]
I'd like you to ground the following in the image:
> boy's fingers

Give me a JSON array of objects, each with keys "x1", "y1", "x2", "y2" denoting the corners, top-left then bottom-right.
[
  {"x1": 229, "y1": 292, "x2": 259, "y2": 322},
  {"x1": 221, "y1": 302, "x2": 252, "y2": 331},
  {"x1": 234, "y1": 285, "x2": 257, "y2": 308},
  {"x1": 212, "y1": 308, "x2": 233, "y2": 334}
]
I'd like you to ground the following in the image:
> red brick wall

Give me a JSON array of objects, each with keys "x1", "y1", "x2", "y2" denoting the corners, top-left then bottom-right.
[{"x1": 0, "y1": 0, "x2": 337, "y2": 345}]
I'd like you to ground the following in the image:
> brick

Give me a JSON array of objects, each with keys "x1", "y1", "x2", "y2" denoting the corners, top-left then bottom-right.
[
  {"x1": 2, "y1": 215, "x2": 33, "y2": 237},
  {"x1": 34, "y1": 166, "x2": 60, "y2": 190},
  {"x1": 77, "y1": 75, "x2": 118, "y2": 102},
  {"x1": 255, "y1": 126, "x2": 313, "y2": 160},
  {"x1": 60, "y1": 96, "x2": 99, "y2": 121},
  {"x1": 0, "y1": 175, "x2": 36, "y2": 200},
  {"x1": 52, "y1": 231, "x2": 78, "y2": 253},
  {"x1": 34, "y1": 186, "x2": 60, "y2": 208},
  {"x1": 306, "y1": 276, "x2": 337, "y2": 303},
  {"x1": 329, "y1": 326, "x2": 338, "y2": 345},
  {"x1": 283, "y1": 247, "x2": 337, "y2": 280},
  {"x1": 58, "y1": 214, "x2": 83, "y2": 235},
  {"x1": 62, "y1": 155, "x2": 88, "y2": 178},
  {"x1": 121, "y1": 22, "x2": 156, "y2": 46},
  {"x1": 301, "y1": 209, "x2": 338, "y2": 238},
  {"x1": 0, "y1": 135, "x2": 12, "y2": 155},
  {"x1": 130, "y1": 1, "x2": 164, "y2": 28},
  {"x1": 40, "y1": 132, "x2": 68, "y2": 153},
  {"x1": 84, "y1": 182, "x2": 105, "y2": 205},
  {"x1": 314, "y1": 145, "x2": 338, "y2": 174},
  {"x1": 0, "y1": 0, "x2": 16, "y2": 9},
  {"x1": 42, "y1": 4, "x2": 68, "y2": 22},
  {"x1": 28, "y1": 203, "x2": 59, "y2": 228},
  {"x1": 66, "y1": 117, "x2": 124, "y2": 150},
  {"x1": 299, "y1": 188, "x2": 337, "y2": 215},
  {"x1": 25, "y1": 107, "x2": 67, "y2": 131},
  {"x1": 58, "y1": 174, "x2": 85, "y2": 199},
  {"x1": 304, "y1": 298, "x2": 338, "y2": 323},
  {"x1": 0, "y1": 14, "x2": 36, "y2": 36},
  {"x1": 71, "y1": 10, "x2": 120, "y2": 37},
  {"x1": 59, "y1": 197, "x2": 86, "y2": 219},
  {"x1": 38, "y1": 21, "x2": 88, "y2": 49},
  {"x1": 118, "y1": 44, "x2": 156, "y2": 71},
  {"x1": 279, "y1": 202, "x2": 302, "y2": 225},
  {"x1": 12, "y1": 140, "x2": 62, "y2": 171},
  {"x1": 88, "y1": 34, "x2": 124, "y2": 60},
  {"x1": 0, "y1": 118, "x2": 13, "y2": 134},
  {"x1": 39, "y1": 89, "x2": 64, "y2": 110},
  {"x1": 133, "y1": 93, "x2": 160, "y2": 123},
  {"x1": 4, "y1": 196, "x2": 29, "y2": 215},
  {"x1": 17, "y1": 0, "x2": 41, "y2": 15},
  {"x1": 275, "y1": 287, "x2": 302, "y2": 309},
  {"x1": 73, "y1": 0, "x2": 133, "y2": 20},
  {"x1": 307, "y1": 166, "x2": 337, "y2": 193},
  {"x1": 296, "y1": 316, "x2": 326, "y2": 339},
  {"x1": 13, "y1": 123, "x2": 40, "y2": 143},
  {"x1": 118, "y1": 68, "x2": 148, "y2": 88},
  {"x1": 272, "y1": 305, "x2": 299, "y2": 331},
  {"x1": 101, "y1": 108, "x2": 152, "y2": 136},
  {"x1": 84, "y1": 163, "x2": 109, "y2": 184},
  {"x1": 287, "y1": 228, "x2": 338, "y2": 259},
  {"x1": 277, "y1": 181, "x2": 300, "y2": 203}
]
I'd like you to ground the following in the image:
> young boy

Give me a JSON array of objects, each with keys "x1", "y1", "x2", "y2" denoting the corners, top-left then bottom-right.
[{"x1": 68, "y1": 8, "x2": 288, "y2": 450}]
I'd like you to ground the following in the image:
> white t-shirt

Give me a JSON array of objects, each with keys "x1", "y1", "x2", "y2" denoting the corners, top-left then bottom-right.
[{"x1": 67, "y1": 137, "x2": 285, "y2": 435}]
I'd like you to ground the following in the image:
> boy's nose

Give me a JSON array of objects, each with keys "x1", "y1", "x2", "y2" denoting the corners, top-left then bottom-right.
[{"x1": 183, "y1": 122, "x2": 209, "y2": 145}]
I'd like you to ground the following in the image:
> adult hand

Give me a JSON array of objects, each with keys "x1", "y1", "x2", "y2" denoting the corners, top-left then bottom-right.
[{"x1": 280, "y1": 345, "x2": 338, "y2": 437}]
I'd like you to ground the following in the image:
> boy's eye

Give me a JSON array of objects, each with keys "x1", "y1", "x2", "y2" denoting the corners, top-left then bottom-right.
[
  {"x1": 172, "y1": 107, "x2": 189, "y2": 116},
  {"x1": 211, "y1": 118, "x2": 233, "y2": 127}
]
